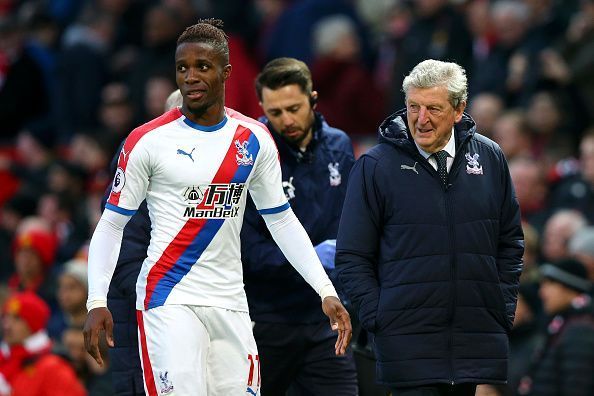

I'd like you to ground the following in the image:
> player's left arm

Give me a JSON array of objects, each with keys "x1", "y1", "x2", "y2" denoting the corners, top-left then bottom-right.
[
  {"x1": 248, "y1": 127, "x2": 352, "y2": 354},
  {"x1": 262, "y1": 208, "x2": 352, "y2": 355}
]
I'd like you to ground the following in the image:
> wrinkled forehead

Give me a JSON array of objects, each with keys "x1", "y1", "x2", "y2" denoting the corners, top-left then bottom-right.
[{"x1": 175, "y1": 41, "x2": 227, "y2": 64}]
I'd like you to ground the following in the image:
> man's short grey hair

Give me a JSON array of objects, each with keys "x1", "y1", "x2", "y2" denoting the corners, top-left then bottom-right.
[{"x1": 402, "y1": 59, "x2": 468, "y2": 109}]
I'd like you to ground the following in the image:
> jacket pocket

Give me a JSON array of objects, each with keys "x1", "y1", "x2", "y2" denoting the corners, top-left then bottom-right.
[
  {"x1": 494, "y1": 285, "x2": 512, "y2": 332},
  {"x1": 360, "y1": 289, "x2": 380, "y2": 333}
]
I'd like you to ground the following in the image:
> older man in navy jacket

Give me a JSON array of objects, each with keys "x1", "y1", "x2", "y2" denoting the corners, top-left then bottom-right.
[
  {"x1": 241, "y1": 57, "x2": 357, "y2": 395},
  {"x1": 336, "y1": 59, "x2": 524, "y2": 395}
]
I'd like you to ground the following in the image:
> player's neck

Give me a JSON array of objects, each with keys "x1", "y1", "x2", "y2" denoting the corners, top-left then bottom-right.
[{"x1": 182, "y1": 102, "x2": 226, "y2": 127}]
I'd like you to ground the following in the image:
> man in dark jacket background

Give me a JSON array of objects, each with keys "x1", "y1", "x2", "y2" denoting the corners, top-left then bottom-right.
[
  {"x1": 517, "y1": 259, "x2": 594, "y2": 396},
  {"x1": 241, "y1": 57, "x2": 358, "y2": 395},
  {"x1": 336, "y1": 59, "x2": 524, "y2": 395}
]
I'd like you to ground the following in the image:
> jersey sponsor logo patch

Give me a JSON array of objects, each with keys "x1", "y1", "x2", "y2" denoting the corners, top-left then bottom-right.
[
  {"x1": 183, "y1": 185, "x2": 205, "y2": 204},
  {"x1": 328, "y1": 162, "x2": 342, "y2": 186},
  {"x1": 235, "y1": 139, "x2": 254, "y2": 166},
  {"x1": 112, "y1": 167, "x2": 126, "y2": 193},
  {"x1": 182, "y1": 183, "x2": 245, "y2": 218}
]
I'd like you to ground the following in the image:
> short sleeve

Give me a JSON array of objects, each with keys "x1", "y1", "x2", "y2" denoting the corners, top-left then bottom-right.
[
  {"x1": 248, "y1": 133, "x2": 289, "y2": 214},
  {"x1": 106, "y1": 136, "x2": 151, "y2": 216}
]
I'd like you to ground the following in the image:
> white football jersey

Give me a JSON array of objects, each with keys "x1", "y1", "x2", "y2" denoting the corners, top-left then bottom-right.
[{"x1": 106, "y1": 107, "x2": 288, "y2": 312}]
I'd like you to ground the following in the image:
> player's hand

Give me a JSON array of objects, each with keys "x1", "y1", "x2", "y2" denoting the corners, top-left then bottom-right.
[
  {"x1": 322, "y1": 296, "x2": 352, "y2": 356},
  {"x1": 83, "y1": 307, "x2": 114, "y2": 367}
]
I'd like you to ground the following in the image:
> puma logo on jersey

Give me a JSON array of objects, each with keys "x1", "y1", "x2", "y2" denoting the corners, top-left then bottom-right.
[
  {"x1": 177, "y1": 147, "x2": 196, "y2": 162},
  {"x1": 401, "y1": 162, "x2": 418, "y2": 174}
]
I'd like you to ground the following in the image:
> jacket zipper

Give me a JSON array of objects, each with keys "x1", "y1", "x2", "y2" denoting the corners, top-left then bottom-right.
[{"x1": 444, "y1": 146, "x2": 467, "y2": 386}]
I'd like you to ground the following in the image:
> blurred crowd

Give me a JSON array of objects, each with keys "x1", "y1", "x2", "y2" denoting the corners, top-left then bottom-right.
[{"x1": 0, "y1": 0, "x2": 593, "y2": 395}]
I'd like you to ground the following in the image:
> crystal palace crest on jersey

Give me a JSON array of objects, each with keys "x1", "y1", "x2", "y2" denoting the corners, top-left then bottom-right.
[{"x1": 235, "y1": 140, "x2": 254, "y2": 166}]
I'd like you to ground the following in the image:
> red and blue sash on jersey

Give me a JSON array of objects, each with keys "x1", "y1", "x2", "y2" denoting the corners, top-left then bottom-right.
[{"x1": 143, "y1": 125, "x2": 259, "y2": 309}]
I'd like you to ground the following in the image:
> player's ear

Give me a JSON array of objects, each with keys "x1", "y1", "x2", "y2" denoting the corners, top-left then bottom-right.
[
  {"x1": 223, "y1": 64, "x2": 232, "y2": 81},
  {"x1": 310, "y1": 91, "x2": 318, "y2": 108}
]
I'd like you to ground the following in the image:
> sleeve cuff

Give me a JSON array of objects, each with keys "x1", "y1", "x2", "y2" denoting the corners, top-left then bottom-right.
[
  {"x1": 86, "y1": 299, "x2": 107, "y2": 312},
  {"x1": 320, "y1": 284, "x2": 339, "y2": 301}
]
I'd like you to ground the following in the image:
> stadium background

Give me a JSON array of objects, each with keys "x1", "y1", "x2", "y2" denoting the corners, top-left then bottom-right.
[{"x1": 0, "y1": 0, "x2": 593, "y2": 395}]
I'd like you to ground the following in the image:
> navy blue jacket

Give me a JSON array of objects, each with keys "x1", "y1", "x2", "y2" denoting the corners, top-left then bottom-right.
[
  {"x1": 336, "y1": 109, "x2": 524, "y2": 387},
  {"x1": 241, "y1": 113, "x2": 354, "y2": 324}
]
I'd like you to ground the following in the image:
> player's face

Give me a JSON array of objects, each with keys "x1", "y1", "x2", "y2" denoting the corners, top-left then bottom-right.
[
  {"x1": 175, "y1": 42, "x2": 231, "y2": 115},
  {"x1": 406, "y1": 85, "x2": 465, "y2": 153},
  {"x1": 260, "y1": 84, "x2": 316, "y2": 148}
]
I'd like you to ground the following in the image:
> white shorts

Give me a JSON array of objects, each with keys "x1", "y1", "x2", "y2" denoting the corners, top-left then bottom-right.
[{"x1": 137, "y1": 305, "x2": 260, "y2": 396}]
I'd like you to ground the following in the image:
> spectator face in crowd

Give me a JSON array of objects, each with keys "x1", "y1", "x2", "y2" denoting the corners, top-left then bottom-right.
[
  {"x1": 37, "y1": 192, "x2": 77, "y2": 231},
  {"x1": 144, "y1": 74, "x2": 177, "y2": 119},
  {"x1": 465, "y1": 0, "x2": 492, "y2": 40},
  {"x1": 542, "y1": 210, "x2": 587, "y2": 262},
  {"x1": 492, "y1": 111, "x2": 531, "y2": 160},
  {"x1": 2, "y1": 292, "x2": 50, "y2": 345},
  {"x1": 12, "y1": 227, "x2": 57, "y2": 288},
  {"x1": 15, "y1": 123, "x2": 54, "y2": 169},
  {"x1": 468, "y1": 93, "x2": 503, "y2": 138},
  {"x1": 2, "y1": 311, "x2": 31, "y2": 346},
  {"x1": 57, "y1": 259, "x2": 88, "y2": 325},
  {"x1": 526, "y1": 92, "x2": 561, "y2": 138},
  {"x1": 312, "y1": 15, "x2": 360, "y2": 61},
  {"x1": 46, "y1": 162, "x2": 86, "y2": 197},
  {"x1": 539, "y1": 259, "x2": 591, "y2": 315},
  {"x1": 99, "y1": 82, "x2": 135, "y2": 137},
  {"x1": 540, "y1": 280, "x2": 575, "y2": 315},
  {"x1": 491, "y1": 0, "x2": 529, "y2": 48},
  {"x1": 143, "y1": 4, "x2": 181, "y2": 48},
  {"x1": 68, "y1": 133, "x2": 110, "y2": 174},
  {"x1": 509, "y1": 157, "x2": 548, "y2": 215}
]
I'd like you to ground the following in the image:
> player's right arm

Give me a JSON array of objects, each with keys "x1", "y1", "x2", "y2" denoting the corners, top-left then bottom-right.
[
  {"x1": 83, "y1": 209, "x2": 131, "y2": 367},
  {"x1": 84, "y1": 131, "x2": 151, "y2": 366}
]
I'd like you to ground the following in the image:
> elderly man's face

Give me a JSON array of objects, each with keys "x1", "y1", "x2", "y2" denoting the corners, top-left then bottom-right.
[{"x1": 406, "y1": 85, "x2": 464, "y2": 153}]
